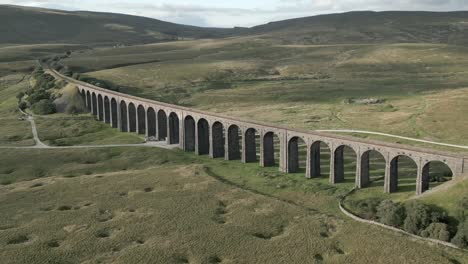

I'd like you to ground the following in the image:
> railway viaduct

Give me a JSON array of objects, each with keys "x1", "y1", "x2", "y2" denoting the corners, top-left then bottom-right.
[{"x1": 50, "y1": 69, "x2": 467, "y2": 196}]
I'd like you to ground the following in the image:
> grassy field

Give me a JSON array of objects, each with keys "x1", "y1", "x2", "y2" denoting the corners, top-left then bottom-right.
[
  {"x1": 1, "y1": 147, "x2": 467, "y2": 263},
  {"x1": 34, "y1": 115, "x2": 144, "y2": 146}
]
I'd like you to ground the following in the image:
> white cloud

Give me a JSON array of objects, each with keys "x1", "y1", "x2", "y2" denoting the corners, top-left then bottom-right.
[{"x1": 1, "y1": 0, "x2": 467, "y2": 27}]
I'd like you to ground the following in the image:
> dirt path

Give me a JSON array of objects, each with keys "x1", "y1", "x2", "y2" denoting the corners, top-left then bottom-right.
[{"x1": 316, "y1": 129, "x2": 468, "y2": 150}]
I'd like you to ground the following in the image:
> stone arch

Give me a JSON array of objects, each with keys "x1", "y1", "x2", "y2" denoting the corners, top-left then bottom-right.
[
  {"x1": 86, "y1": 91, "x2": 91, "y2": 112},
  {"x1": 387, "y1": 155, "x2": 418, "y2": 193},
  {"x1": 310, "y1": 141, "x2": 331, "y2": 178},
  {"x1": 263, "y1": 132, "x2": 280, "y2": 167},
  {"x1": 359, "y1": 150, "x2": 386, "y2": 188},
  {"x1": 184, "y1": 115, "x2": 196, "y2": 151},
  {"x1": 104, "y1": 96, "x2": 110, "y2": 124},
  {"x1": 168, "y1": 112, "x2": 180, "y2": 144},
  {"x1": 147, "y1": 107, "x2": 156, "y2": 138},
  {"x1": 128, "y1": 103, "x2": 137, "y2": 133},
  {"x1": 197, "y1": 118, "x2": 210, "y2": 155},
  {"x1": 244, "y1": 128, "x2": 259, "y2": 163},
  {"x1": 120, "y1": 101, "x2": 128, "y2": 132},
  {"x1": 111, "y1": 98, "x2": 118, "y2": 128},
  {"x1": 137, "y1": 105, "x2": 146, "y2": 135},
  {"x1": 288, "y1": 136, "x2": 307, "y2": 174},
  {"x1": 333, "y1": 145, "x2": 357, "y2": 183},
  {"x1": 80, "y1": 89, "x2": 86, "y2": 107},
  {"x1": 157, "y1": 110, "x2": 167, "y2": 141},
  {"x1": 421, "y1": 160, "x2": 454, "y2": 194},
  {"x1": 211, "y1": 122, "x2": 225, "y2": 158},
  {"x1": 97, "y1": 94, "x2": 104, "y2": 121},
  {"x1": 227, "y1": 125, "x2": 242, "y2": 160},
  {"x1": 91, "y1": 92, "x2": 97, "y2": 116}
]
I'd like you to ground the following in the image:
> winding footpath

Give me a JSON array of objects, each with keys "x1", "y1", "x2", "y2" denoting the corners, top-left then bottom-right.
[{"x1": 317, "y1": 129, "x2": 468, "y2": 150}]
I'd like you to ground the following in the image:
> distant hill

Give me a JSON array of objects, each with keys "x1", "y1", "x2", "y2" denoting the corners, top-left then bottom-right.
[
  {"x1": 247, "y1": 11, "x2": 468, "y2": 45},
  {"x1": 2, "y1": 5, "x2": 468, "y2": 46},
  {"x1": 0, "y1": 5, "x2": 236, "y2": 46}
]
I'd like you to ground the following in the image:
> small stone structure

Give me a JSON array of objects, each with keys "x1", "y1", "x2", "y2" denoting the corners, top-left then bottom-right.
[{"x1": 51, "y1": 69, "x2": 467, "y2": 195}]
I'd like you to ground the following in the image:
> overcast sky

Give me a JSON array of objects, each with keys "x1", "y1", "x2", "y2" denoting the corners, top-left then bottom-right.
[{"x1": 2, "y1": 0, "x2": 468, "y2": 27}]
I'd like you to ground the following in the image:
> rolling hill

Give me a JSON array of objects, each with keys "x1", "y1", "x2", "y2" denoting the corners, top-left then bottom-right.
[
  {"x1": 0, "y1": 5, "x2": 237, "y2": 46},
  {"x1": 2, "y1": 5, "x2": 468, "y2": 46}
]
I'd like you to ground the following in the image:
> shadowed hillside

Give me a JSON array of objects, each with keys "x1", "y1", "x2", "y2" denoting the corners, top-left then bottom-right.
[
  {"x1": 2, "y1": 5, "x2": 468, "y2": 46},
  {"x1": 248, "y1": 11, "x2": 468, "y2": 45},
  {"x1": 0, "y1": 5, "x2": 237, "y2": 45}
]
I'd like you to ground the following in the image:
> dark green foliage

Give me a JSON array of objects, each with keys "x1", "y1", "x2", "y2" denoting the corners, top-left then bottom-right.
[
  {"x1": 348, "y1": 198, "x2": 382, "y2": 220},
  {"x1": 376, "y1": 200, "x2": 405, "y2": 227},
  {"x1": 18, "y1": 101, "x2": 27, "y2": 110},
  {"x1": 451, "y1": 220, "x2": 468, "y2": 248},
  {"x1": 456, "y1": 196, "x2": 468, "y2": 222},
  {"x1": 421, "y1": 223, "x2": 451, "y2": 242},
  {"x1": 27, "y1": 89, "x2": 51, "y2": 105},
  {"x1": 31, "y1": 99, "x2": 56, "y2": 115},
  {"x1": 403, "y1": 201, "x2": 446, "y2": 235}
]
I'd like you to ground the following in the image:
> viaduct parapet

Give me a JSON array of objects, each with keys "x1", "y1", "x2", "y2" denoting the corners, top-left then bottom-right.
[{"x1": 49, "y1": 69, "x2": 467, "y2": 195}]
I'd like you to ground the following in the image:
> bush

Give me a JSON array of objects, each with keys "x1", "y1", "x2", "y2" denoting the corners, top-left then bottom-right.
[
  {"x1": 18, "y1": 101, "x2": 28, "y2": 110},
  {"x1": 349, "y1": 198, "x2": 382, "y2": 219},
  {"x1": 452, "y1": 220, "x2": 468, "y2": 248},
  {"x1": 16, "y1": 92, "x2": 25, "y2": 102},
  {"x1": 31, "y1": 99, "x2": 56, "y2": 115},
  {"x1": 376, "y1": 200, "x2": 405, "y2": 227},
  {"x1": 456, "y1": 196, "x2": 468, "y2": 222},
  {"x1": 403, "y1": 201, "x2": 433, "y2": 235},
  {"x1": 421, "y1": 223, "x2": 451, "y2": 242},
  {"x1": 27, "y1": 89, "x2": 50, "y2": 105}
]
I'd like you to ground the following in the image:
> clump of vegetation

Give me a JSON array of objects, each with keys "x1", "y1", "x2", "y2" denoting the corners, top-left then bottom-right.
[
  {"x1": 17, "y1": 66, "x2": 60, "y2": 115},
  {"x1": 77, "y1": 76, "x2": 119, "y2": 91},
  {"x1": 347, "y1": 197, "x2": 467, "y2": 247}
]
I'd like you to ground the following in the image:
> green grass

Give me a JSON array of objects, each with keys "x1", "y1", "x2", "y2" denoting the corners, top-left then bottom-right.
[
  {"x1": 34, "y1": 115, "x2": 144, "y2": 146},
  {"x1": 0, "y1": 147, "x2": 467, "y2": 263},
  {"x1": 0, "y1": 118, "x2": 34, "y2": 146}
]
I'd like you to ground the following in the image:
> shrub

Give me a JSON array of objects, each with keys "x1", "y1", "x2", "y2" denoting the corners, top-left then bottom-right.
[
  {"x1": 349, "y1": 198, "x2": 382, "y2": 219},
  {"x1": 31, "y1": 99, "x2": 56, "y2": 115},
  {"x1": 421, "y1": 223, "x2": 451, "y2": 242},
  {"x1": 451, "y1": 220, "x2": 468, "y2": 248},
  {"x1": 403, "y1": 201, "x2": 433, "y2": 235},
  {"x1": 18, "y1": 101, "x2": 28, "y2": 110},
  {"x1": 456, "y1": 196, "x2": 468, "y2": 222},
  {"x1": 376, "y1": 200, "x2": 405, "y2": 227},
  {"x1": 16, "y1": 92, "x2": 25, "y2": 102}
]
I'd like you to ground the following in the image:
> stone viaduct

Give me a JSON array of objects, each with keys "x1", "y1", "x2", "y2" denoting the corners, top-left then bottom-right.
[{"x1": 50, "y1": 69, "x2": 467, "y2": 196}]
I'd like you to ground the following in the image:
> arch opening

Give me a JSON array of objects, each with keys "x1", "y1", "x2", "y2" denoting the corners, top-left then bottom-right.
[
  {"x1": 157, "y1": 110, "x2": 167, "y2": 141},
  {"x1": 184, "y1": 116, "x2": 195, "y2": 151},
  {"x1": 120, "y1": 101, "x2": 128, "y2": 132},
  {"x1": 91, "y1": 93, "x2": 97, "y2": 116},
  {"x1": 288, "y1": 137, "x2": 307, "y2": 174},
  {"x1": 128, "y1": 103, "x2": 137, "y2": 133},
  {"x1": 310, "y1": 141, "x2": 331, "y2": 178},
  {"x1": 244, "y1": 128, "x2": 259, "y2": 163},
  {"x1": 333, "y1": 145, "x2": 357, "y2": 184},
  {"x1": 80, "y1": 90, "x2": 86, "y2": 108},
  {"x1": 104, "y1": 97, "x2": 110, "y2": 124},
  {"x1": 197, "y1": 118, "x2": 210, "y2": 155},
  {"x1": 227, "y1": 125, "x2": 242, "y2": 160},
  {"x1": 86, "y1": 91, "x2": 91, "y2": 112},
  {"x1": 263, "y1": 132, "x2": 280, "y2": 167},
  {"x1": 421, "y1": 161, "x2": 453, "y2": 194},
  {"x1": 168, "y1": 112, "x2": 180, "y2": 144},
  {"x1": 111, "y1": 98, "x2": 118, "y2": 128},
  {"x1": 388, "y1": 155, "x2": 418, "y2": 193},
  {"x1": 97, "y1": 94, "x2": 104, "y2": 121},
  {"x1": 212, "y1": 122, "x2": 225, "y2": 158},
  {"x1": 359, "y1": 150, "x2": 386, "y2": 188},
  {"x1": 137, "y1": 105, "x2": 146, "y2": 135},
  {"x1": 147, "y1": 107, "x2": 156, "y2": 139}
]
